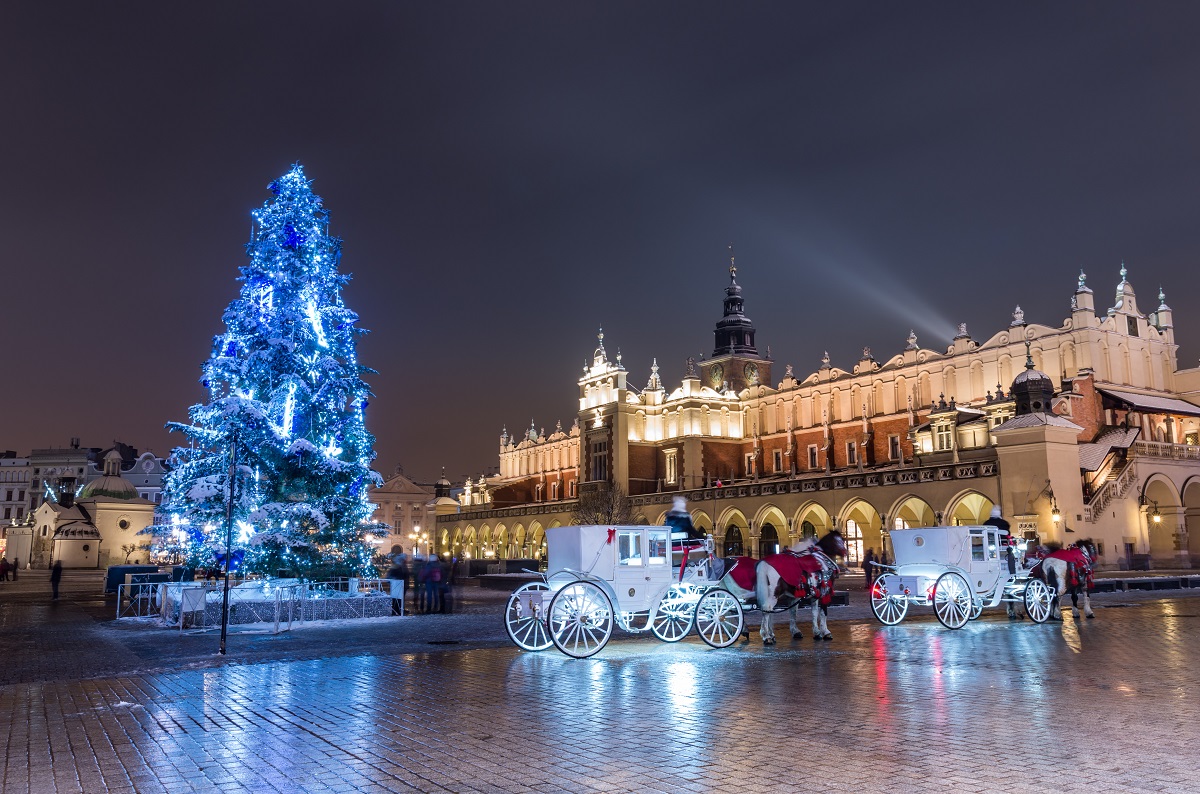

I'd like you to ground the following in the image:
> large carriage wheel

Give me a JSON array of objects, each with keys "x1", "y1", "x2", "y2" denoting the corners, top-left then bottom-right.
[
  {"x1": 694, "y1": 589, "x2": 744, "y2": 648},
  {"x1": 932, "y1": 572, "x2": 972, "y2": 629},
  {"x1": 968, "y1": 596, "x2": 984, "y2": 621},
  {"x1": 651, "y1": 585, "x2": 694, "y2": 642},
  {"x1": 1023, "y1": 579, "x2": 1054, "y2": 624},
  {"x1": 869, "y1": 574, "x2": 909, "y2": 625},
  {"x1": 548, "y1": 581, "x2": 614, "y2": 658},
  {"x1": 504, "y1": 582, "x2": 553, "y2": 651}
]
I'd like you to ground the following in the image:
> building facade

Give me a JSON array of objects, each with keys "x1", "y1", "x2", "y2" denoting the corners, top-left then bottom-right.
[{"x1": 438, "y1": 263, "x2": 1200, "y2": 570}]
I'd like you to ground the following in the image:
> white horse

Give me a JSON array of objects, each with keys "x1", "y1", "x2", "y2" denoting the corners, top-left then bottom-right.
[
  {"x1": 717, "y1": 531, "x2": 847, "y2": 645},
  {"x1": 1039, "y1": 539, "x2": 1097, "y2": 620}
]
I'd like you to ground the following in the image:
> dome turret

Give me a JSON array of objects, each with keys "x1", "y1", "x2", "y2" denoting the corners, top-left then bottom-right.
[
  {"x1": 1010, "y1": 343, "x2": 1055, "y2": 415},
  {"x1": 78, "y1": 449, "x2": 138, "y2": 500}
]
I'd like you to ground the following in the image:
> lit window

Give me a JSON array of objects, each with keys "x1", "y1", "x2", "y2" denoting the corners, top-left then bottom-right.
[
  {"x1": 618, "y1": 531, "x2": 642, "y2": 566},
  {"x1": 665, "y1": 450, "x2": 678, "y2": 485},
  {"x1": 936, "y1": 425, "x2": 953, "y2": 451},
  {"x1": 647, "y1": 530, "x2": 669, "y2": 565}
]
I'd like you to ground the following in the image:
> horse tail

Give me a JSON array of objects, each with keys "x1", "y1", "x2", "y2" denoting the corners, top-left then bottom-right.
[
  {"x1": 754, "y1": 561, "x2": 771, "y2": 610},
  {"x1": 1045, "y1": 563, "x2": 1059, "y2": 596}
]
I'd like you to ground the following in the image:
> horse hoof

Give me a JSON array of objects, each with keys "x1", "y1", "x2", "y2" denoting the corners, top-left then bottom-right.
[
  {"x1": 1086, "y1": 614, "x2": 1095, "y2": 619},
  {"x1": 763, "y1": 638, "x2": 775, "y2": 647},
  {"x1": 812, "y1": 635, "x2": 821, "y2": 642},
  {"x1": 822, "y1": 635, "x2": 833, "y2": 642},
  {"x1": 792, "y1": 632, "x2": 803, "y2": 640}
]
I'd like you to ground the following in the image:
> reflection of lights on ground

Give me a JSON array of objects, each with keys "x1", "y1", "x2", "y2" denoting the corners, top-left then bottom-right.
[{"x1": 666, "y1": 661, "x2": 697, "y2": 715}]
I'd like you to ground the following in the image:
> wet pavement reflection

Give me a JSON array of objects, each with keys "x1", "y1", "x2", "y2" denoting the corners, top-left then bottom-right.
[{"x1": 3, "y1": 597, "x2": 1199, "y2": 793}]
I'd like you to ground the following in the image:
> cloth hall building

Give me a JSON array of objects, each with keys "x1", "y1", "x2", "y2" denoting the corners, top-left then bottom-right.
[{"x1": 437, "y1": 264, "x2": 1200, "y2": 571}]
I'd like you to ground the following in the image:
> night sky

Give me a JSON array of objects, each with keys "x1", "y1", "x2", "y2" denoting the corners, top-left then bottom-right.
[{"x1": 5, "y1": 3, "x2": 1200, "y2": 484}]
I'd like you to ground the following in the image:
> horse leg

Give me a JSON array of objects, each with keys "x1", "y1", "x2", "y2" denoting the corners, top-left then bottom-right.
[
  {"x1": 1046, "y1": 566, "x2": 1063, "y2": 620},
  {"x1": 761, "y1": 610, "x2": 775, "y2": 646},
  {"x1": 811, "y1": 606, "x2": 830, "y2": 642},
  {"x1": 1083, "y1": 588, "x2": 1095, "y2": 619},
  {"x1": 789, "y1": 603, "x2": 803, "y2": 640},
  {"x1": 1070, "y1": 590, "x2": 1081, "y2": 620}
]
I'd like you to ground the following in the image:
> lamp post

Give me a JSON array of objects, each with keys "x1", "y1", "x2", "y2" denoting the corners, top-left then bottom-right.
[{"x1": 219, "y1": 433, "x2": 240, "y2": 656}]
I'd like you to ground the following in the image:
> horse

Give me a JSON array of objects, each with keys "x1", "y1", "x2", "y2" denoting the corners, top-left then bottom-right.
[
  {"x1": 1033, "y1": 539, "x2": 1097, "y2": 620},
  {"x1": 715, "y1": 530, "x2": 848, "y2": 645}
]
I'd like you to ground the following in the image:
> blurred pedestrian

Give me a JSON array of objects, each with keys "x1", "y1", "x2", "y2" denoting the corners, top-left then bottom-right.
[
  {"x1": 10, "y1": 558, "x2": 17, "y2": 580},
  {"x1": 386, "y1": 554, "x2": 407, "y2": 616},
  {"x1": 50, "y1": 559, "x2": 63, "y2": 600},
  {"x1": 0, "y1": 558, "x2": 9, "y2": 582},
  {"x1": 438, "y1": 555, "x2": 454, "y2": 614},
  {"x1": 421, "y1": 555, "x2": 442, "y2": 613},
  {"x1": 863, "y1": 547, "x2": 876, "y2": 589}
]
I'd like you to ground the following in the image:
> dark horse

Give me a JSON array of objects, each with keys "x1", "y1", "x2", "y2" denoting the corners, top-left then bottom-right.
[
  {"x1": 1032, "y1": 539, "x2": 1097, "y2": 620},
  {"x1": 716, "y1": 530, "x2": 848, "y2": 645}
]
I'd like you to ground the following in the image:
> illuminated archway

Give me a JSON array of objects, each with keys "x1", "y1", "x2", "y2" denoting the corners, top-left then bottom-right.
[{"x1": 945, "y1": 490, "x2": 994, "y2": 526}]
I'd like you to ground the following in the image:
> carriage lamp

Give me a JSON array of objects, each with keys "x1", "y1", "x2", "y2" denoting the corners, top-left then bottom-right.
[{"x1": 1152, "y1": 502, "x2": 1162, "y2": 524}]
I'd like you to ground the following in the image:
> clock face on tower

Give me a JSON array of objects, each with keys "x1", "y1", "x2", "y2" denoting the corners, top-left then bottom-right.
[
  {"x1": 709, "y1": 363, "x2": 724, "y2": 388},
  {"x1": 744, "y1": 362, "x2": 759, "y2": 386}
]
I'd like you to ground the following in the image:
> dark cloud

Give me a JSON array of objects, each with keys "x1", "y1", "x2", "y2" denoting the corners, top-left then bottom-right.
[{"x1": 4, "y1": 2, "x2": 1199, "y2": 481}]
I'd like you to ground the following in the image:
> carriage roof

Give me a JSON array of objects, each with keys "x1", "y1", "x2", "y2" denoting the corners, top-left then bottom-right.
[{"x1": 889, "y1": 525, "x2": 1010, "y2": 571}]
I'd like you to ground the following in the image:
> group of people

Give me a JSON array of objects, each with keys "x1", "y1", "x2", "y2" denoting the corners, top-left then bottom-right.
[
  {"x1": 385, "y1": 551, "x2": 459, "y2": 615},
  {"x1": 861, "y1": 547, "x2": 890, "y2": 589}
]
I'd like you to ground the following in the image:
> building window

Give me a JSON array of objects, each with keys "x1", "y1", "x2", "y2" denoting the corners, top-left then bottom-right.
[
  {"x1": 15, "y1": 507, "x2": 22, "y2": 518},
  {"x1": 894, "y1": 517, "x2": 910, "y2": 530},
  {"x1": 665, "y1": 450, "x2": 678, "y2": 485},
  {"x1": 935, "y1": 425, "x2": 953, "y2": 451},
  {"x1": 569, "y1": 481, "x2": 577, "y2": 498},
  {"x1": 773, "y1": 450, "x2": 783, "y2": 472},
  {"x1": 590, "y1": 439, "x2": 608, "y2": 482},
  {"x1": 889, "y1": 435, "x2": 901, "y2": 461},
  {"x1": 745, "y1": 453, "x2": 756, "y2": 476},
  {"x1": 846, "y1": 442, "x2": 858, "y2": 466},
  {"x1": 1127, "y1": 316, "x2": 1138, "y2": 336},
  {"x1": 551, "y1": 481, "x2": 560, "y2": 500},
  {"x1": 3, "y1": 508, "x2": 9, "y2": 519},
  {"x1": 808, "y1": 445, "x2": 818, "y2": 469}
]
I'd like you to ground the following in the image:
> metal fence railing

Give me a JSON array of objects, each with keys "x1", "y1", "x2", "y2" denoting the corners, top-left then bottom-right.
[{"x1": 120, "y1": 577, "x2": 401, "y2": 630}]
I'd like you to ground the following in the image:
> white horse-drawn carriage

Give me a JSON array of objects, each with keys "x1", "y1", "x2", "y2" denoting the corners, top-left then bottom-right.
[
  {"x1": 504, "y1": 524, "x2": 745, "y2": 658},
  {"x1": 869, "y1": 525, "x2": 1057, "y2": 628}
]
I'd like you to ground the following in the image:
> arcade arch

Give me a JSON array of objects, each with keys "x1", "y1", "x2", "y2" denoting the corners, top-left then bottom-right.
[
  {"x1": 838, "y1": 498, "x2": 883, "y2": 567},
  {"x1": 946, "y1": 490, "x2": 995, "y2": 526},
  {"x1": 1143, "y1": 475, "x2": 1182, "y2": 561}
]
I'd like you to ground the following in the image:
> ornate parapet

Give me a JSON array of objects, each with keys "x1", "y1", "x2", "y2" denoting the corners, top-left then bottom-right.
[{"x1": 628, "y1": 460, "x2": 998, "y2": 510}]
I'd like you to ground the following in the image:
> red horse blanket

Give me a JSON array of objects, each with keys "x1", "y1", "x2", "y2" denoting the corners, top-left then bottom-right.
[
  {"x1": 767, "y1": 551, "x2": 839, "y2": 606},
  {"x1": 1032, "y1": 547, "x2": 1095, "y2": 591}
]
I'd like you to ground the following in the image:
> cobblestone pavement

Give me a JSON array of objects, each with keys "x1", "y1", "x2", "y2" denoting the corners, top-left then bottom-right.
[{"x1": 3, "y1": 572, "x2": 1200, "y2": 793}]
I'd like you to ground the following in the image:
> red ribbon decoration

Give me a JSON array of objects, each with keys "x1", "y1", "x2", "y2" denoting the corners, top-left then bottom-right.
[{"x1": 606, "y1": 528, "x2": 616, "y2": 545}]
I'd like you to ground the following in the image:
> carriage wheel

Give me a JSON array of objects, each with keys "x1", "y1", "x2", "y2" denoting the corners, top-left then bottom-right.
[
  {"x1": 1023, "y1": 578, "x2": 1053, "y2": 624},
  {"x1": 869, "y1": 574, "x2": 909, "y2": 625},
  {"x1": 694, "y1": 589, "x2": 744, "y2": 648},
  {"x1": 504, "y1": 582, "x2": 553, "y2": 651},
  {"x1": 548, "y1": 581, "x2": 614, "y2": 658},
  {"x1": 968, "y1": 596, "x2": 984, "y2": 621},
  {"x1": 651, "y1": 586, "x2": 694, "y2": 642},
  {"x1": 932, "y1": 572, "x2": 972, "y2": 629}
]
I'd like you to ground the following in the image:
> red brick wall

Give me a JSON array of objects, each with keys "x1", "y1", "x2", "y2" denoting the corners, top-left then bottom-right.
[
  {"x1": 627, "y1": 444, "x2": 659, "y2": 495},
  {"x1": 702, "y1": 442, "x2": 744, "y2": 482},
  {"x1": 1066, "y1": 374, "x2": 1105, "y2": 442}
]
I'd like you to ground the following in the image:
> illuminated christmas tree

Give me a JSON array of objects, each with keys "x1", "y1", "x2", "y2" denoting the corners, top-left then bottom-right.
[{"x1": 150, "y1": 164, "x2": 384, "y2": 578}]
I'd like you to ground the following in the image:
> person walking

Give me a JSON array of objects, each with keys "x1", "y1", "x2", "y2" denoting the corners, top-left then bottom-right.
[
  {"x1": 0, "y1": 558, "x2": 9, "y2": 582},
  {"x1": 421, "y1": 555, "x2": 442, "y2": 614},
  {"x1": 438, "y1": 555, "x2": 454, "y2": 614},
  {"x1": 10, "y1": 558, "x2": 17, "y2": 580},
  {"x1": 50, "y1": 559, "x2": 63, "y2": 600},
  {"x1": 385, "y1": 554, "x2": 408, "y2": 616},
  {"x1": 863, "y1": 547, "x2": 876, "y2": 589}
]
